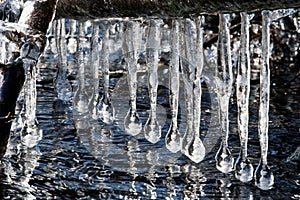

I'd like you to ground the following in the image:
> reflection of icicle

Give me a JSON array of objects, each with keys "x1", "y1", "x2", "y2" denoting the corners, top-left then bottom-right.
[
  {"x1": 254, "y1": 10, "x2": 274, "y2": 191},
  {"x1": 145, "y1": 150, "x2": 158, "y2": 199},
  {"x1": 165, "y1": 19, "x2": 181, "y2": 153},
  {"x1": 5, "y1": 126, "x2": 41, "y2": 199},
  {"x1": 54, "y1": 18, "x2": 72, "y2": 103},
  {"x1": 97, "y1": 22, "x2": 115, "y2": 124},
  {"x1": 73, "y1": 22, "x2": 89, "y2": 116},
  {"x1": 215, "y1": 14, "x2": 234, "y2": 173},
  {"x1": 144, "y1": 19, "x2": 161, "y2": 144},
  {"x1": 123, "y1": 21, "x2": 142, "y2": 136},
  {"x1": 181, "y1": 18, "x2": 205, "y2": 163},
  {"x1": 165, "y1": 165, "x2": 179, "y2": 199},
  {"x1": 182, "y1": 165, "x2": 205, "y2": 199},
  {"x1": 235, "y1": 12, "x2": 254, "y2": 183}
]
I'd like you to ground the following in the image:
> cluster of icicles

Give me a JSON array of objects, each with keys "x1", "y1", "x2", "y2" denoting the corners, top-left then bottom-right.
[{"x1": 49, "y1": 9, "x2": 297, "y2": 190}]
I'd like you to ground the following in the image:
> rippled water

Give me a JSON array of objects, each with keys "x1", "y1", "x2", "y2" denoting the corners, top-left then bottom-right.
[{"x1": 0, "y1": 14, "x2": 299, "y2": 199}]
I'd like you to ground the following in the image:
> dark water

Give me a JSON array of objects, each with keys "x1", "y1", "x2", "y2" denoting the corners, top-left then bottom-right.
[{"x1": 0, "y1": 16, "x2": 299, "y2": 199}]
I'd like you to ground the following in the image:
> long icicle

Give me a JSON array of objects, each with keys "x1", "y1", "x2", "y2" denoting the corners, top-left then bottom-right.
[
  {"x1": 254, "y1": 10, "x2": 274, "y2": 190},
  {"x1": 73, "y1": 22, "x2": 89, "y2": 116},
  {"x1": 234, "y1": 12, "x2": 254, "y2": 182},
  {"x1": 55, "y1": 18, "x2": 72, "y2": 103},
  {"x1": 181, "y1": 18, "x2": 197, "y2": 160},
  {"x1": 190, "y1": 16, "x2": 206, "y2": 163},
  {"x1": 181, "y1": 18, "x2": 205, "y2": 163},
  {"x1": 165, "y1": 19, "x2": 181, "y2": 153},
  {"x1": 97, "y1": 22, "x2": 115, "y2": 124},
  {"x1": 123, "y1": 21, "x2": 142, "y2": 136},
  {"x1": 215, "y1": 13, "x2": 234, "y2": 173},
  {"x1": 144, "y1": 19, "x2": 162, "y2": 144},
  {"x1": 88, "y1": 23, "x2": 100, "y2": 119}
]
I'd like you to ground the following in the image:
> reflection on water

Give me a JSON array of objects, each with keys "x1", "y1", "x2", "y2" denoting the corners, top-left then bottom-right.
[{"x1": 0, "y1": 10, "x2": 299, "y2": 200}]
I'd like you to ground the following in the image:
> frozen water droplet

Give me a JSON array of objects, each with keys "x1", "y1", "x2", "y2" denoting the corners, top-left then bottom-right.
[
  {"x1": 215, "y1": 142, "x2": 234, "y2": 173},
  {"x1": 234, "y1": 153, "x2": 254, "y2": 182},
  {"x1": 144, "y1": 117, "x2": 161, "y2": 144},
  {"x1": 165, "y1": 122, "x2": 181, "y2": 153},
  {"x1": 124, "y1": 107, "x2": 142, "y2": 136},
  {"x1": 97, "y1": 96, "x2": 114, "y2": 124},
  {"x1": 254, "y1": 159, "x2": 274, "y2": 190},
  {"x1": 186, "y1": 136, "x2": 205, "y2": 163}
]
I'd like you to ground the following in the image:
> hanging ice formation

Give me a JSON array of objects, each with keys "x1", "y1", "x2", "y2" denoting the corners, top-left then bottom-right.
[
  {"x1": 180, "y1": 18, "x2": 205, "y2": 163},
  {"x1": 54, "y1": 18, "x2": 72, "y2": 103},
  {"x1": 165, "y1": 19, "x2": 181, "y2": 153},
  {"x1": 96, "y1": 22, "x2": 115, "y2": 124},
  {"x1": 254, "y1": 10, "x2": 274, "y2": 191},
  {"x1": 73, "y1": 22, "x2": 89, "y2": 116},
  {"x1": 18, "y1": 39, "x2": 39, "y2": 148},
  {"x1": 234, "y1": 12, "x2": 254, "y2": 183},
  {"x1": 0, "y1": 1, "x2": 284, "y2": 190},
  {"x1": 144, "y1": 19, "x2": 162, "y2": 144},
  {"x1": 88, "y1": 23, "x2": 100, "y2": 119},
  {"x1": 123, "y1": 21, "x2": 143, "y2": 136},
  {"x1": 215, "y1": 14, "x2": 235, "y2": 173}
]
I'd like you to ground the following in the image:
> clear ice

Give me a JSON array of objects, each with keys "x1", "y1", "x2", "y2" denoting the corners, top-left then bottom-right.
[
  {"x1": 234, "y1": 12, "x2": 254, "y2": 182},
  {"x1": 21, "y1": 41, "x2": 38, "y2": 133},
  {"x1": 73, "y1": 22, "x2": 89, "y2": 116},
  {"x1": 215, "y1": 14, "x2": 235, "y2": 173},
  {"x1": 88, "y1": 22, "x2": 100, "y2": 119},
  {"x1": 165, "y1": 19, "x2": 181, "y2": 153},
  {"x1": 144, "y1": 19, "x2": 162, "y2": 144},
  {"x1": 123, "y1": 21, "x2": 143, "y2": 136},
  {"x1": 96, "y1": 22, "x2": 115, "y2": 124},
  {"x1": 180, "y1": 18, "x2": 205, "y2": 163},
  {"x1": 54, "y1": 18, "x2": 72, "y2": 103},
  {"x1": 254, "y1": 10, "x2": 274, "y2": 190}
]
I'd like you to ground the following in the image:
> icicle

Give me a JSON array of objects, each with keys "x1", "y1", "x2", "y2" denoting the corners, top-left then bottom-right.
[
  {"x1": 190, "y1": 16, "x2": 206, "y2": 163},
  {"x1": 215, "y1": 14, "x2": 235, "y2": 173},
  {"x1": 97, "y1": 22, "x2": 115, "y2": 124},
  {"x1": 181, "y1": 18, "x2": 205, "y2": 163},
  {"x1": 123, "y1": 21, "x2": 142, "y2": 136},
  {"x1": 55, "y1": 18, "x2": 72, "y2": 103},
  {"x1": 254, "y1": 10, "x2": 274, "y2": 190},
  {"x1": 73, "y1": 22, "x2": 89, "y2": 116},
  {"x1": 88, "y1": 23, "x2": 100, "y2": 119},
  {"x1": 165, "y1": 19, "x2": 181, "y2": 153},
  {"x1": 144, "y1": 19, "x2": 161, "y2": 144},
  {"x1": 21, "y1": 40, "x2": 39, "y2": 131},
  {"x1": 234, "y1": 12, "x2": 254, "y2": 183}
]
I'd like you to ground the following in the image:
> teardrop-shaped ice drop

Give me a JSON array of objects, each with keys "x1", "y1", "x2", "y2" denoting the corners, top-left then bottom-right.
[
  {"x1": 254, "y1": 159, "x2": 274, "y2": 190},
  {"x1": 165, "y1": 122, "x2": 181, "y2": 153},
  {"x1": 124, "y1": 107, "x2": 142, "y2": 136},
  {"x1": 234, "y1": 152, "x2": 254, "y2": 182},
  {"x1": 185, "y1": 135, "x2": 205, "y2": 163},
  {"x1": 215, "y1": 142, "x2": 234, "y2": 173},
  {"x1": 96, "y1": 96, "x2": 114, "y2": 124},
  {"x1": 144, "y1": 116, "x2": 161, "y2": 144}
]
